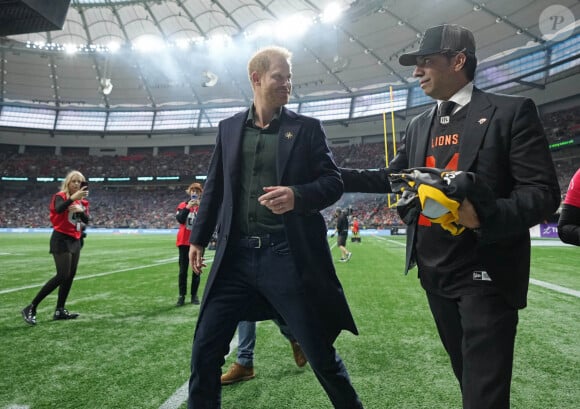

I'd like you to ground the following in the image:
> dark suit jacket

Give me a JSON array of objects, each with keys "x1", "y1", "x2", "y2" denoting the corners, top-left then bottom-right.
[
  {"x1": 190, "y1": 106, "x2": 358, "y2": 340},
  {"x1": 341, "y1": 87, "x2": 561, "y2": 309}
]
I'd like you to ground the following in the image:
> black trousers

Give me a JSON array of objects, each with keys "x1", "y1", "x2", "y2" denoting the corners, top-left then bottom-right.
[
  {"x1": 178, "y1": 245, "x2": 200, "y2": 298},
  {"x1": 426, "y1": 291, "x2": 519, "y2": 409},
  {"x1": 188, "y1": 239, "x2": 363, "y2": 409}
]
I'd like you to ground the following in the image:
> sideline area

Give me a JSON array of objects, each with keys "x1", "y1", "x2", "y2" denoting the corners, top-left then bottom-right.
[{"x1": 0, "y1": 222, "x2": 562, "y2": 239}]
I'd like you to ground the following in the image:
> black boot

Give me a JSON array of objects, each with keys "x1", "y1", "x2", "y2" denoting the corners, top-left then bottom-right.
[
  {"x1": 21, "y1": 304, "x2": 37, "y2": 325},
  {"x1": 53, "y1": 308, "x2": 79, "y2": 320}
]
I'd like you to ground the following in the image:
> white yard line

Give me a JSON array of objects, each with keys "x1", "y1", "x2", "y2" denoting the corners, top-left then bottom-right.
[
  {"x1": 0, "y1": 261, "x2": 174, "y2": 295},
  {"x1": 0, "y1": 258, "x2": 212, "y2": 295},
  {"x1": 158, "y1": 383, "x2": 189, "y2": 409},
  {"x1": 11, "y1": 238, "x2": 566, "y2": 408},
  {"x1": 1, "y1": 255, "x2": 216, "y2": 409},
  {"x1": 530, "y1": 278, "x2": 580, "y2": 298},
  {"x1": 158, "y1": 322, "x2": 248, "y2": 409},
  {"x1": 373, "y1": 236, "x2": 579, "y2": 297}
]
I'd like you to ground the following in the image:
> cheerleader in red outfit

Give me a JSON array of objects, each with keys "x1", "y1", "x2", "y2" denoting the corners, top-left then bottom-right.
[
  {"x1": 175, "y1": 182, "x2": 203, "y2": 306},
  {"x1": 21, "y1": 170, "x2": 89, "y2": 325}
]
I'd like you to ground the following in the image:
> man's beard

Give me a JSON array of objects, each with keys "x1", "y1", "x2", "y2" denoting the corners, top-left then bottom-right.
[{"x1": 267, "y1": 88, "x2": 290, "y2": 107}]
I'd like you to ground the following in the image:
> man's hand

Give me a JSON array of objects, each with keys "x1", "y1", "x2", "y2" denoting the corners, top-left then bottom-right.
[
  {"x1": 458, "y1": 198, "x2": 481, "y2": 229},
  {"x1": 258, "y1": 186, "x2": 295, "y2": 215},
  {"x1": 189, "y1": 244, "x2": 206, "y2": 275}
]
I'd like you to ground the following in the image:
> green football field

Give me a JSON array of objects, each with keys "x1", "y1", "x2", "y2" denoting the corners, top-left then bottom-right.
[{"x1": 0, "y1": 233, "x2": 578, "y2": 409}]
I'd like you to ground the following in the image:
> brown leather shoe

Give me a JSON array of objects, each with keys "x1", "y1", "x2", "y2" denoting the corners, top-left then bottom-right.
[
  {"x1": 221, "y1": 362, "x2": 255, "y2": 385},
  {"x1": 290, "y1": 340, "x2": 307, "y2": 367}
]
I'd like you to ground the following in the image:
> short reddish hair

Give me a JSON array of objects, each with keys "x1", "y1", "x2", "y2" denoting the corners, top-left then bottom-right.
[{"x1": 186, "y1": 182, "x2": 203, "y2": 194}]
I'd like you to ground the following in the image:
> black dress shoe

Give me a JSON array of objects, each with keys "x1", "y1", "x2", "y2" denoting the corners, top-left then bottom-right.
[
  {"x1": 53, "y1": 308, "x2": 79, "y2": 320},
  {"x1": 191, "y1": 296, "x2": 200, "y2": 305},
  {"x1": 176, "y1": 295, "x2": 185, "y2": 306}
]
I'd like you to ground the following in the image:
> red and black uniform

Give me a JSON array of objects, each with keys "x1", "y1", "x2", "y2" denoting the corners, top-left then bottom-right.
[
  {"x1": 176, "y1": 201, "x2": 197, "y2": 246},
  {"x1": 32, "y1": 191, "x2": 89, "y2": 312},
  {"x1": 175, "y1": 201, "x2": 200, "y2": 301},
  {"x1": 49, "y1": 191, "x2": 89, "y2": 253}
]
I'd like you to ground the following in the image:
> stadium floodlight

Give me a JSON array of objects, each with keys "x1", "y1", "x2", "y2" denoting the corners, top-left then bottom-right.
[
  {"x1": 202, "y1": 71, "x2": 218, "y2": 87},
  {"x1": 207, "y1": 34, "x2": 233, "y2": 49},
  {"x1": 321, "y1": 2, "x2": 343, "y2": 23},
  {"x1": 244, "y1": 23, "x2": 273, "y2": 41},
  {"x1": 64, "y1": 43, "x2": 77, "y2": 54},
  {"x1": 108, "y1": 41, "x2": 121, "y2": 53},
  {"x1": 175, "y1": 38, "x2": 190, "y2": 49},
  {"x1": 133, "y1": 34, "x2": 165, "y2": 53},
  {"x1": 100, "y1": 78, "x2": 113, "y2": 95},
  {"x1": 275, "y1": 14, "x2": 313, "y2": 39}
]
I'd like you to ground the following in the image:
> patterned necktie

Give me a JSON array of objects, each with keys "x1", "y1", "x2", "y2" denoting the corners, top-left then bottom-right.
[{"x1": 438, "y1": 100, "x2": 456, "y2": 125}]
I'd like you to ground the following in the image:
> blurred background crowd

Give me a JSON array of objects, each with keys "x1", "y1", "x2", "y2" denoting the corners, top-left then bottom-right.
[{"x1": 1, "y1": 106, "x2": 578, "y2": 231}]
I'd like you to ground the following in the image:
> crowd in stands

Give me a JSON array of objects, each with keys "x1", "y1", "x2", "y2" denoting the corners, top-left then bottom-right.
[
  {"x1": 0, "y1": 185, "x2": 181, "y2": 230},
  {"x1": 542, "y1": 105, "x2": 580, "y2": 144},
  {"x1": 1, "y1": 105, "x2": 578, "y2": 230},
  {"x1": 331, "y1": 143, "x2": 387, "y2": 169},
  {"x1": 0, "y1": 148, "x2": 213, "y2": 178},
  {"x1": 322, "y1": 193, "x2": 402, "y2": 230},
  {"x1": 0, "y1": 183, "x2": 402, "y2": 231}
]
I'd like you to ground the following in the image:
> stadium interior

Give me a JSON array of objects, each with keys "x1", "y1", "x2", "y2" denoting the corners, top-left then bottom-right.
[
  {"x1": 0, "y1": 0, "x2": 578, "y2": 231},
  {"x1": 1, "y1": 2, "x2": 579, "y2": 409}
]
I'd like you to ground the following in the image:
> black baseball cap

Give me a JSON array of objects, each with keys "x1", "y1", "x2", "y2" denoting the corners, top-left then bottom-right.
[{"x1": 399, "y1": 24, "x2": 476, "y2": 66}]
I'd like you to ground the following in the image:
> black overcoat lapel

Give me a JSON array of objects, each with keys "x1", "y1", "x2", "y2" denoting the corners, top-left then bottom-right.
[
  {"x1": 411, "y1": 106, "x2": 437, "y2": 167},
  {"x1": 458, "y1": 88, "x2": 494, "y2": 171},
  {"x1": 225, "y1": 111, "x2": 247, "y2": 195},
  {"x1": 276, "y1": 109, "x2": 302, "y2": 183}
]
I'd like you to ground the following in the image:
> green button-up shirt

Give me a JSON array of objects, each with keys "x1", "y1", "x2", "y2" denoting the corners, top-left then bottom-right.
[{"x1": 235, "y1": 107, "x2": 284, "y2": 235}]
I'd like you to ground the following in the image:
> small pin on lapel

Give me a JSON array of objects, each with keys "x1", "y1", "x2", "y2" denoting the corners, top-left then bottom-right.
[
  {"x1": 478, "y1": 118, "x2": 487, "y2": 125},
  {"x1": 285, "y1": 131, "x2": 294, "y2": 139}
]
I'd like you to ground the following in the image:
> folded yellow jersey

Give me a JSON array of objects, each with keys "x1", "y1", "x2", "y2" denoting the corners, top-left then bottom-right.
[{"x1": 389, "y1": 168, "x2": 476, "y2": 235}]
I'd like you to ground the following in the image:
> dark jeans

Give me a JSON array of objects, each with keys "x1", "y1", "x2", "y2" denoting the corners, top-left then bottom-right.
[
  {"x1": 426, "y1": 291, "x2": 519, "y2": 409},
  {"x1": 235, "y1": 319, "x2": 294, "y2": 367},
  {"x1": 188, "y1": 240, "x2": 363, "y2": 409}
]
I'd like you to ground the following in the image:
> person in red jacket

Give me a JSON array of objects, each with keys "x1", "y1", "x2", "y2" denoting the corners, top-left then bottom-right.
[
  {"x1": 175, "y1": 182, "x2": 204, "y2": 306},
  {"x1": 21, "y1": 170, "x2": 89, "y2": 325},
  {"x1": 352, "y1": 217, "x2": 360, "y2": 239},
  {"x1": 558, "y1": 168, "x2": 580, "y2": 246}
]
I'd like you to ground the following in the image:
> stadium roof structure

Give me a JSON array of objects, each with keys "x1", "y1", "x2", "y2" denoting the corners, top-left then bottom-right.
[{"x1": 0, "y1": 0, "x2": 578, "y2": 128}]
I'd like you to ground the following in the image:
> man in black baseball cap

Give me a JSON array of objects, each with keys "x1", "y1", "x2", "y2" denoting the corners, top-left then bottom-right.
[
  {"x1": 399, "y1": 24, "x2": 476, "y2": 66},
  {"x1": 340, "y1": 23, "x2": 560, "y2": 409}
]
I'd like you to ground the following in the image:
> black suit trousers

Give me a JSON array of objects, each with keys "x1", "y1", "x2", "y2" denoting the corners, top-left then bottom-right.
[
  {"x1": 426, "y1": 291, "x2": 519, "y2": 409},
  {"x1": 188, "y1": 240, "x2": 363, "y2": 409}
]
